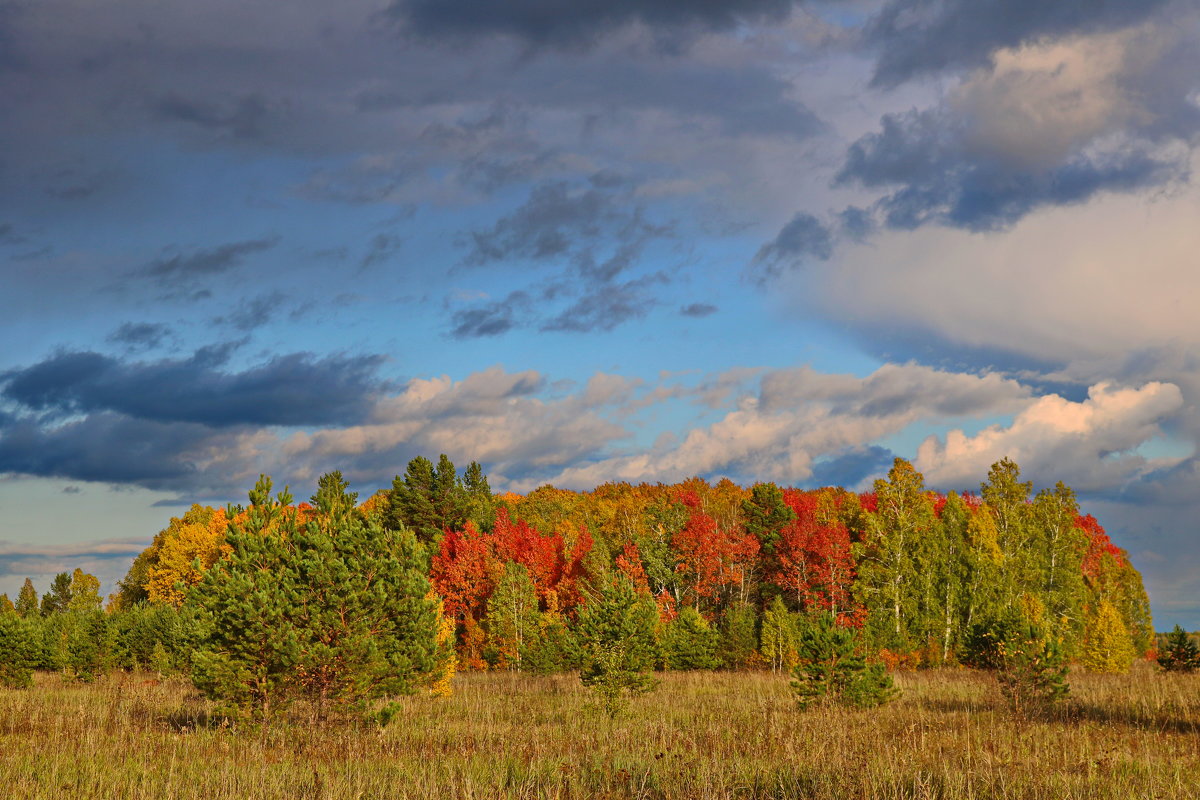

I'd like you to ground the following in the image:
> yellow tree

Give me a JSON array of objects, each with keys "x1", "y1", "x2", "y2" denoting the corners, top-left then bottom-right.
[
  {"x1": 1081, "y1": 600, "x2": 1135, "y2": 673},
  {"x1": 145, "y1": 505, "x2": 232, "y2": 606}
]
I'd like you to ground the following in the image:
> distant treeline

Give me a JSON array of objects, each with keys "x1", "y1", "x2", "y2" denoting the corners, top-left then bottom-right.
[{"x1": 0, "y1": 456, "x2": 1155, "y2": 697}]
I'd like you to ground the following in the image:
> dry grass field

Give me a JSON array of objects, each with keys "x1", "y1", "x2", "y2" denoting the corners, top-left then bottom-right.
[{"x1": 2, "y1": 664, "x2": 1198, "y2": 799}]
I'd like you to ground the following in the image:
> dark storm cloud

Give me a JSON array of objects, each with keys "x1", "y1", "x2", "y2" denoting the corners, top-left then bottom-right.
[
  {"x1": 392, "y1": 0, "x2": 798, "y2": 46},
  {"x1": 449, "y1": 291, "x2": 532, "y2": 339},
  {"x1": 1, "y1": 347, "x2": 386, "y2": 428},
  {"x1": 680, "y1": 302, "x2": 718, "y2": 318},
  {"x1": 0, "y1": 413, "x2": 225, "y2": 487},
  {"x1": 865, "y1": 0, "x2": 1173, "y2": 87},
  {"x1": 106, "y1": 322, "x2": 173, "y2": 351},
  {"x1": 836, "y1": 108, "x2": 1186, "y2": 231},
  {"x1": 148, "y1": 92, "x2": 274, "y2": 140},
  {"x1": 749, "y1": 212, "x2": 833, "y2": 282}
]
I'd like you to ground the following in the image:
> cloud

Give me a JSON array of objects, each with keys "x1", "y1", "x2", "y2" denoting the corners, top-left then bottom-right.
[
  {"x1": 463, "y1": 179, "x2": 671, "y2": 274},
  {"x1": 448, "y1": 291, "x2": 532, "y2": 339},
  {"x1": 130, "y1": 236, "x2": 281, "y2": 300},
  {"x1": 1, "y1": 347, "x2": 386, "y2": 428},
  {"x1": 148, "y1": 92, "x2": 274, "y2": 140},
  {"x1": 392, "y1": 0, "x2": 799, "y2": 47},
  {"x1": 0, "y1": 537, "x2": 155, "y2": 599},
  {"x1": 839, "y1": 29, "x2": 1198, "y2": 232},
  {"x1": 915, "y1": 381, "x2": 1186, "y2": 495},
  {"x1": 680, "y1": 302, "x2": 717, "y2": 318},
  {"x1": 212, "y1": 292, "x2": 286, "y2": 332},
  {"x1": 838, "y1": 107, "x2": 1184, "y2": 232},
  {"x1": 864, "y1": 0, "x2": 1172, "y2": 87},
  {"x1": 533, "y1": 362, "x2": 1031, "y2": 489},
  {"x1": 750, "y1": 212, "x2": 833, "y2": 281},
  {"x1": 540, "y1": 276, "x2": 663, "y2": 333},
  {"x1": 811, "y1": 167, "x2": 1200, "y2": 370},
  {"x1": 360, "y1": 233, "x2": 405, "y2": 270},
  {"x1": 106, "y1": 322, "x2": 173, "y2": 351}
]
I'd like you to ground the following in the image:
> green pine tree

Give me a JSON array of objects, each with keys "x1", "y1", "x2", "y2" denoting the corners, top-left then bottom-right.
[
  {"x1": 0, "y1": 612, "x2": 39, "y2": 688},
  {"x1": 191, "y1": 475, "x2": 447, "y2": 718},
  {"x1": 575, "y1": 576, "x2": 659, "y2": 716},
  {"x1": 716, "y1": 602, "x2": 759, "y2": 669},
  {"x1": 663, "y1": 606, "x2": 720, "y2": 670},
  {"x1": 1157, "y1": 625, "x2": 1200, "y2": 672},
  {"x1": 995, "y1": 625, "x2": 1069, "y2": 716},
  {"x1": 790, "y1": 614, "x2": 896, "y2": 710},
  {"x1": 41, "y1": 572, "x2": 73, "y2": 616}
]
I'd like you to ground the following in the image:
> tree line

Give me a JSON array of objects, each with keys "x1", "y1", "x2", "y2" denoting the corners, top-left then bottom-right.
[{"x1": 0, "y1": 455, "x2": 1160, "y2": 714}]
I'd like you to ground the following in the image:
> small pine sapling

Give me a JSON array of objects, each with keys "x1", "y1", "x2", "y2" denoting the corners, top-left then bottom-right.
[{"x1": 995, "y1": 625, "x2": 1069, "y2": 717}]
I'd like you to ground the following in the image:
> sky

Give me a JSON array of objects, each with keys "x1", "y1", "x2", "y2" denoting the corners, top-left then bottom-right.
[{"x1": 1, "y1": 0, "x2": 1198, "y2": 627}]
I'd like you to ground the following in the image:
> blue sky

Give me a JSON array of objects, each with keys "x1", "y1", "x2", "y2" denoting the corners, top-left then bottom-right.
[{"x1": 2, "y1": 0, "x2": 1199, "y2": 627}]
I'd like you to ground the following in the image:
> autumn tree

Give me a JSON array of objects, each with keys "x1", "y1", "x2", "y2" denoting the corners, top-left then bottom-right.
[{"x1": 15, "y1": 579, "x2": 38, "y2": 617}]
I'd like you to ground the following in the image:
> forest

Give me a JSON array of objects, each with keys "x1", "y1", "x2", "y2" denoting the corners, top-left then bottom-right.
[
  {"x1": 0, "y1": 456, "x2": 1158, "y2": 701},
  {"x1": 7, "y1": 456, "x2": 1200, "y2": 799}
]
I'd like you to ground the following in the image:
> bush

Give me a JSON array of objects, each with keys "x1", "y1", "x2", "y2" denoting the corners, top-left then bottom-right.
[{"x1": 790, "y1": 614, "x2": 896, "y2": 710}]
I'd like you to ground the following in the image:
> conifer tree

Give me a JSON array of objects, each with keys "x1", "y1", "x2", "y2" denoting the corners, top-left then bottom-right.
[
  {"x1": 575, "y1": 576, "x2": 658, "y2": 715},
  {"x1": 0, "y1": 612, "x2": 38, "y2": 688},
  {"x1": 742, "y1": 482, "x2": 795, "y2": 558},
  {"x1": 0, "y1": 595, "x2": 13, "y2": 615},
  {"x1": 41, "y1": 572, "x2": 72, "y2": 615},
  {"x1": 663, "y1": 606, "x2": 720, "y2": 670},
  {"x1": 1157, "y1": 625, "x2": 1199, "y2": 672},
  {"x1": 995, "y1": 625, "x2": 1069, "y2": 716},
  {"x1": 191, "y1": 475, "x2": 446, "y2": 717},
  {"x1": 716, "y1": 602, "x2": 759, "y2": 669},
  {"x1": 790, "y1": 613, "x2": 896, "y2": 710}
]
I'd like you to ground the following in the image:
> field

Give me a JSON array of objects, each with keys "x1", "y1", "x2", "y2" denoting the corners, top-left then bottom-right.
[{"x1": 2, "y1": 664, "x2": 1198, "y2": 799}]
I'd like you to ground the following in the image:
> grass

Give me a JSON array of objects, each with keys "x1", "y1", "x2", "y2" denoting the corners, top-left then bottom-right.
[{"x1": 2, "y1": 663, "x2": 1199, "y2": 799}]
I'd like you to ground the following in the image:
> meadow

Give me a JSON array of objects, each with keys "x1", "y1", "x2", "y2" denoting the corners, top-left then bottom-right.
[{"x1": 2, "y1": 664, "x2": 1198, "y2": 799}]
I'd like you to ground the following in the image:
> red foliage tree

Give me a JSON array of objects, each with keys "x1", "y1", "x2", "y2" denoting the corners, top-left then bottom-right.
[{"x1": 773, "y1": 489, "x2": 857, "y2": 618}]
